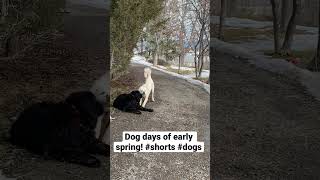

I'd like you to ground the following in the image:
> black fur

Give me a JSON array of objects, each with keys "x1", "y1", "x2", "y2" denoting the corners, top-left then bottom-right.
[
  {"x1": 10, "y1": 91, "x2": 109, "y2": 168},
  {"x1": 113, "y1": 90, "x2": 153, "y2": 114}
]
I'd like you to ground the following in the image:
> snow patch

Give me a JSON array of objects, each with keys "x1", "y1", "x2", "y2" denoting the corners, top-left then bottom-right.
[
  {"x1": 211, "y1": 38, "x2": 320, "y2": 101},
  {"x1": 170, "y1": 66, "x2": 193, "y2": 71},
  {"x1": 131, "y1": 55, "x2": 210, "y2": 94},
  {"x1": 211, "y1": 16, "x2": 318, "y2": 51}
]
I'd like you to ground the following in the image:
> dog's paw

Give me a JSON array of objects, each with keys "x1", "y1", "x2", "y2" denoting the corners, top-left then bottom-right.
[{"x1": 151, "y1": 99, "x2": 155, "y2": 102}]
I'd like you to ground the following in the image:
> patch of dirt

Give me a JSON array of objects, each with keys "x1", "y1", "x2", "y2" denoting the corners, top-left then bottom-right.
[{"x1": 110, "y1": 69, "x2": 140, "y2": 103}]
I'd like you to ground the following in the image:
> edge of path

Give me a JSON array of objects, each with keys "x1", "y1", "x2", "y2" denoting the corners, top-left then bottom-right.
[{"x1": 211, "y1": 38, "x2": 320, "y2": 101}]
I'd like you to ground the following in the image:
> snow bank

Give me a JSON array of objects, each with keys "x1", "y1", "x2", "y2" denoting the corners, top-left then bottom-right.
[
  {"x1": 170, "y1": 66, "x2": 193, "y2": 71},
  {"x1": 211, "y1": 16, "x2": 272, "y2": 29},
  {"x1": 131, "y1": 56, "x2": 210, "y2": 94},
  {"x1": 211, "y1": 38, "x2": 320, "y2": 101},
  {"x1": 211, "y1": 16, "x2": 318, "y2": 34}
]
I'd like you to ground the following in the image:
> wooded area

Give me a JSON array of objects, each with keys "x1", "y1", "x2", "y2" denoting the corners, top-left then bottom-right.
[
  {"x1": 111, "y1": 0, "x2": 210, "y2": 80},
  {"x1": 216, "y1": 0, "x2": 320, "y2": 71},
  {"x1": 110, "y1": 0, "x2": 163, "y2": 79}
]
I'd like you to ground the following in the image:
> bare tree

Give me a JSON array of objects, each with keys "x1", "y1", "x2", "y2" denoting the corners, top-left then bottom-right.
[
  {"x1": 164, "y1": 0, "x2": 189, "y2": 67},
  {"x1": 281, "y1": 0, "x2": 301, "y2": 55},
  {"x1": 153, "y1": 32, "x2": 160, "y2": 66},
  {"x1": 280, "y1": 0, "x2": 292, "y2": 33},
  {"x1": 189, "y1": 0, "x2": 209, "y2": 78},
  {"x1": 178, "y1": 0, "x2": 188, "y2": 66},
  {"x1": 218, "y1": 0, "x2": 225, "y2": 40},
  {"x1": 270, "y1": 0, "x2": 280, "y2": 54}
]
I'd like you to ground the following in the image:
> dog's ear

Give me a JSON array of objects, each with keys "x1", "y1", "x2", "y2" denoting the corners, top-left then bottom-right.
[{"x1": 131, "y1": 91, "x2": 143, "y2": 100}]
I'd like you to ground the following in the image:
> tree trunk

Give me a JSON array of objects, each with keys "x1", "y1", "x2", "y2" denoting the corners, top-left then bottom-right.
[
  {"x1": 281, "y1": 0, "x2": 300, "y2": 55},
  {"x1": 179, "y1": 28, "x2": 185, "y2": 66},
  {"x1": 153, "y1": 52, "x2": 158, "y2": 66},
  {"x1": 178, "y1": 55, "x2": 181, "y2": 74},
  {"x1": 270, "y1": 0, "x2": 280, "y2": 54},
  {"x1": 198, "y1": 54, "x2": 204, "y2": 78},
  {"x1": 280, "y1": 0, "x2": 292, "y2": 33},
  {"x1": 307, "y1": 0, "x2": 320, "y2": 71},
  {"x1": 198, "y1": 29, "x2": 204, "y2": 78},
  {"x1": 140, "y1": 37, "x2": 144, "y2": 55},
  {"x1": 218, "y1": 0, "x2": 225, "y2": 40},
  {"x1": 153, "y1": 34, "x2": 159, "y2": 66},
  {"x1": 194, "y1": 50, "x2": 198, "y2": 78},
  {"x1": 1, "y1": 0, "x2": 8, "y2": 22}
]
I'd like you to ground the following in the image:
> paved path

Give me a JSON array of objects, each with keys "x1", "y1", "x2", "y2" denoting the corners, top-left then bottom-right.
[
  {"x1": 212, "y1": 52, "x2": 320, "y2": 179},
  {"x1": 111, "y1": 64, "x2": 210, "y2": 179}
]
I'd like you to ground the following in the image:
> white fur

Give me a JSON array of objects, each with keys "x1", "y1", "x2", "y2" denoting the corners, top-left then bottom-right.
[
  {"x1": 90, "y1": 73, "x2": 107, "y2": 104},
  {"x1": 90, "y1": 73, "x2": 111, "y2": 145},
  {"x1": 138, "y1": 67, "x2": 155, "y2": 107}
]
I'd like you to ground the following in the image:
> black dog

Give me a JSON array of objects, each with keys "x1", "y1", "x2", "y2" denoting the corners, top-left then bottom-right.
[
  {"x1": 113, "y1": 90, "x2": 153, "y2": 114},
  {"x1": 10, "y1": 91, "x2": 109, "y2": 168}
]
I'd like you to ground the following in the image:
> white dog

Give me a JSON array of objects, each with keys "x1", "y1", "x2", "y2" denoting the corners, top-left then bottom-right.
[
  {"x1": 90, "y1": 73, "x2": 111, "y2": 145},
  {"x1": 138, "y1": 67, "x2": 155, "y2": 107}
]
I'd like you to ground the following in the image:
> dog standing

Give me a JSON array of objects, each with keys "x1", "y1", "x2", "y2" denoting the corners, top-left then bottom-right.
[{"x1": 138, "y1": 67, "x2": 155, "y2": 107}]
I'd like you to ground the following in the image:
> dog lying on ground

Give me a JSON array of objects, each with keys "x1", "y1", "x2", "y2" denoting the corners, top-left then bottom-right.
[
  {"x1": 10, "y1": 91, "x2": 109, "y2": 168},
  {"x1": 138, "y1": 67, "x2": 155, "y2": 108},
  {"x1": 113, "y1": 90, "x2": 153, "y2": 114}
]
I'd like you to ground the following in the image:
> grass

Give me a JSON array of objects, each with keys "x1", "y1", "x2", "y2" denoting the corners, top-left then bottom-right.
[
  {"x1": 166, "y1": 67, "x2": 194, "y2": 75},
  {"x1": 264, "y1": 49, "x2": 315, "y2": 68},
  {"x1": 110, "y1": 72, "x2": 139, "y2": 104},
  {"x1": 223, "y1": 28, "x2": 272, "y2": 42}
]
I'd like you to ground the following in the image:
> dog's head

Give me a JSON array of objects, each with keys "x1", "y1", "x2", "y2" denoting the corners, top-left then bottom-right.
[
  {"x1": 66, "y1": 91, "x2": 104, "y2": 129},
  {"x1": 138, "y1": 85, "x2": 146, "y2": 96},
  {"x1": 144, "y1": 67, "x2": 151, "y2": 79},
  {"x1": 130, "y1": 90, "x2": 143, "y2": 102}
]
